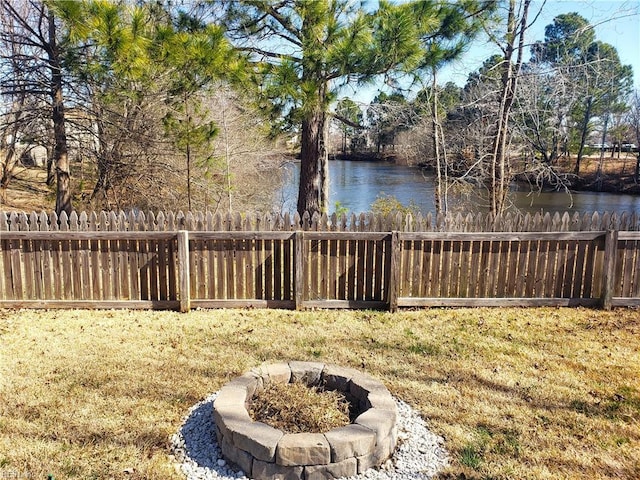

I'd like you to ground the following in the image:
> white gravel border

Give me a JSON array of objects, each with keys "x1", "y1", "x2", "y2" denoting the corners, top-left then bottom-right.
[{"x1": 171, "y1": 392, "x2": 449, "y2": 480}]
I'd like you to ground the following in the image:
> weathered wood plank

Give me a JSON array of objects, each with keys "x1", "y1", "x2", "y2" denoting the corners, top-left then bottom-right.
[
  {"x1": 294, "y1": 231, "x2": 304, "y2": 309},
  {"x1": 601, "y1": 230, "x2": 619, "y2": 309},
  {"x1": 633, "y1": 240, "x2": 640, "y2": 298},
  {"x1": 562, "y1": 240, "x2": 578, "y2": 298},
  {"x1": 502, "y1": 241, "x2": 517, "y2": 297},
  {"x1": 398, "y1": 231, "x2": 605, "y2": 241},
  {"x1": 553, "y1": 239, "x2": 568, "y2": 298},
  {"x1": 365, "y1": 239, "x2": 375, "y2": 301},
  {"x1": 265, "y1": 235, "x2": 274, "y2": 300},
  {"x1": 192, "y1": 299, "x2": 296, "y2": 309},
  {"x1": 534, "y1": 238, "x2": 549, "y2": 297},
  {"x1": 0, "y1": 231, "x2": 178, "y2": 240},
  {"x1": 388, "y1": 232, "x2": 399, "y2": 312},
  {"x1": 0, "y1": 300, "x2": 180, "y2": 310},
  {"x1": 271, "y1": 236, "x2": 281, "y2": 300},
  {"x1": 356, "y1": 239, "x2": 366, "y2": 301},
  {"x1": 246, "y1": 237, "x2": 256, "y2": 300},
  {"x1": 440, "y1": 240, "x2": 452, "y2": 298},
  {"x1": 30, "y1": 213, "x2": 43, "y2": 299},
  {"x1": 21, "y1": 214, "x2": 34, "y2": 299},
  {"x1": 337, "y1": 235, "x2": 347, "y2": 300},
  {"x1": 59, "y1": 214, "x2": 73, "y2": 300},
  {"x1": 477, "y1": 240, "x2": 491, "y2": 297},
  {"x1": 329, "y1": 237, "x2": 338, "y2": 300},
  {"x1": 148, "y1": 236, "x2": 164, "y2": 301},
  {"x1": 450, "y1": 239, "x2": 463, "y2": 298},
  {"x1": 283, "y1": 227, "x2": 292, "y2": 301},
  {"x1": 79, "y1": 212, "x2": 92, "y2": 300},
  {"x1": 409, "y1": 240, "x2": 421, "y2": 298},
  {"x1": 572, "y1": 240, "x2": 588, "y2": 298},
  {"x1": 398, "y1": 297, "x2": 601, "y2": 307},
  {"x1": 8, "y1": 214, "x2": 22, "y2": 299},
  {"x1": 0, "y1": 236, "x2": 10, "y2": 300},
  {"x1": 309, "y1": 239, "x2": 319, "y2": 300},
  {"x1": 109, "y1": 212, "x2": 121, "y2": 300},
  {"x1": 214, "y1": 239, "x2": 225, "y2": 299},
  {"x1": 429, "y1": 240, "x2": 442, "y2": 297},
  {"x1": 253, "y1": 236, "x2": 263, "y2": 300},
  {"x1": 467, "y1": 241, "x2": 481, "y2": 298},
  {"x1": 347, "y1": 238, "x2": 357, "y2": 300},
  {"x1": 195, "y1": 232, "x2": 207, "y2": 300},
  {"x1": 620, "y1": 239, "x2": 635, "y2": 298},
  {"x1": 177, "y1": 230, "x2": 190, "y2": 312}
]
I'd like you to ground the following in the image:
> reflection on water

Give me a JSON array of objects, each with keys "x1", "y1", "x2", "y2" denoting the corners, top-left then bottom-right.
[{"x1": 279, "y1": 160, "x2": 640, "y2": 215}]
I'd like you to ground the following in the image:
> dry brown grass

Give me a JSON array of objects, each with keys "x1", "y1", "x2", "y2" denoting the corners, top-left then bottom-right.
[
  {"x1": 0, "y1": 307, "x2": 638, "y2": 480},
  {"x1": 0, "y1": 168, "x2": 53, "y2": 213},
  {"x1": 249, "y1": 381, "x2": 350, "y2": 434},
  {"x1": 556, "y1": 151, "x2": 639, "y2": 177}
]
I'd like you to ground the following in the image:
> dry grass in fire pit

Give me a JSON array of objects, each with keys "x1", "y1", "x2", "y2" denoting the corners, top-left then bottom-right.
[{"x1": 248, "y1": 381, "x2": 351, "y2": 434}]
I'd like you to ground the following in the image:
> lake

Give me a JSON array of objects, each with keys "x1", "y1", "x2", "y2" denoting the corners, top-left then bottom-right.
[{"x1": 279, "y1": 160, "x2": 640, "y2": 216}]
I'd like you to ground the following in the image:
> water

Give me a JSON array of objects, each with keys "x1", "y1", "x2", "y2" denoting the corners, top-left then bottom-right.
[{"x1": 279, "y1": 160, "x2": 640, "y2": 216}]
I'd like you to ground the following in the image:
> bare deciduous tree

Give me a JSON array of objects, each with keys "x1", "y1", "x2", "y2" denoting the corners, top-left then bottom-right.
[{"x1": 1, "y1": 0, "x2": 73, "y2": 214}]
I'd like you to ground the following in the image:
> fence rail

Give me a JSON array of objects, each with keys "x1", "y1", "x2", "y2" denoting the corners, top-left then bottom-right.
[{"x1": 1, "y1": 210, "x2": 639, "y2": 310}]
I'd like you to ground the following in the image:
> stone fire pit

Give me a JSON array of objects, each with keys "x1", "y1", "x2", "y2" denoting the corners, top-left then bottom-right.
[{"x1": 213, "y1": 362, "x2": 398, "y2": 480}]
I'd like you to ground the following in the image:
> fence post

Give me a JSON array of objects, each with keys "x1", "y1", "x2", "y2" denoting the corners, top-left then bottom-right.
[
  {"x1": 601, "y1": 229, "x2": 618, "y2": 310},
  {"x1": 294, "y1": 231, "x2": 304, "y2": 310},
  {"x1": 177, "y1": 230, "x2": 191, "y2": 312},
  {"x1": 388, "y1": 231, "x2": 399, "y2": 312}
]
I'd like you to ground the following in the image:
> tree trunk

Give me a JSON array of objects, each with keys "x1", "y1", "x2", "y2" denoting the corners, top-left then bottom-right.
[
  {"x1": 575, "y1": 96, "x2": 593, "y2": 175},
  {"x1": 431, "y1": 70, "x2": 444, "y2": 214},
  {"x1": 489, "y1": 0, "x2": 530, "y2": 217},
  {"x1": 596, "y1": 113, "x2": 609, "y2": 190},
  {"x1": 297, "y1": 106, "x2": 327, "y2": 216},
  {"x1": 48, "y1": 11, "x2": 72, "y2": 215}
]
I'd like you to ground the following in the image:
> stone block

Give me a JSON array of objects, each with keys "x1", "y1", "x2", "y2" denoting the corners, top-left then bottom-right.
[
  {"x1": 225, "y1": 372, "x2": 263, "y2": 397},
  {"x1": 253, "y1": 363, "x2": 292, "y2": 386},
  {"x1": 289, "y1": 361, "x2": 325, "y2": 386},
  {"x1": 253, "y1": 459, "x2": 304, "y2": 480},
  {"x1": 232, "y1": 421, "x2": 284, "y2": 462},
  {"x1": 213, "y1": 402, "x2": 252, "y2": 439},
  {"x1": 214, "y1": 423, "x2": 224, "y2": 445},
  {"x1": 365, "y1": 391, "x2": 397, "y2": 412},
  {"x1": 304, "y1": 458, "x2": 357, "y2": 480},
  {"x1": 321, "y1": 365, "x2": 358, "y2": 392},
  {"x1": 356, "y1": 453, "x2": 376, "y2": 474},
  {"x1": 215, "y1": 385, "x2": 250, "y2": 407},
  {"x1": 373, "y1": 430, "x2": 397, "y2": 464},
  {"x1": 324, "y1": 424, "x2": 376, "y2": 463},
  {"x1": 349, "y1": 372, "x2": 389, "y2": 403},
  {"x1": 276, "y1": 433, "x2": 331, "y2": 466},
  {"x1": 373, "y1": 440, "x2": 391, "y2": 464},
  {"x1": 354, "y1": 407, "x2": 397, "y2": 440},
  {"x1": 221, "y1": 436, "x2": 254, "y2": 475}
]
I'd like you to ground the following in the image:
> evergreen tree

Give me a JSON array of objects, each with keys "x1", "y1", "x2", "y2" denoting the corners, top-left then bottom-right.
[
  {"x1": 532, "y1": 12, "x2": 633, "y2": 173},
  {"x1": 219, "y1": 0, "x2": 494, "y2": 215}
]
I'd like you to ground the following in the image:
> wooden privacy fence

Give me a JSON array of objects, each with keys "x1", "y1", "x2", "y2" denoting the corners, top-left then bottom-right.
[{"x1": 1, "y1": 210, "x2": 640, "y2": 311}]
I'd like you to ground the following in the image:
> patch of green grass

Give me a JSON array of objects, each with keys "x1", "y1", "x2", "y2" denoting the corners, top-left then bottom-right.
[
  {"x1": 460, "y1": 443, "x2": 482, "y2": 469},
  {"x1": 614, "y1": 436, "x2": 630, "y2": 447},
  {"x1": 408, "y1": 341, "x2": 441, "y2": 356}
]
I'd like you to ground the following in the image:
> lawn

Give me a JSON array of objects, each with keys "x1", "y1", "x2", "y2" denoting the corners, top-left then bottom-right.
[{"x1": 0, "y1": 307, "x2": 638, "y2": 480}]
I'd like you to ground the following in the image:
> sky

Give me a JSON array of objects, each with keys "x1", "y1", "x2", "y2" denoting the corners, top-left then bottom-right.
[
  {"x1": 348, "y1": 0, "x2": 640, "y2": 103},
  {"x1": 443, "y1": 0, "x2": 640, "y2": 83}
]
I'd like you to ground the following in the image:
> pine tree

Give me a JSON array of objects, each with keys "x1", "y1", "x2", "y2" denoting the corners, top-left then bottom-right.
[{"x1": 219, "y1": 0, "x2": 494, "y2": 215}]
